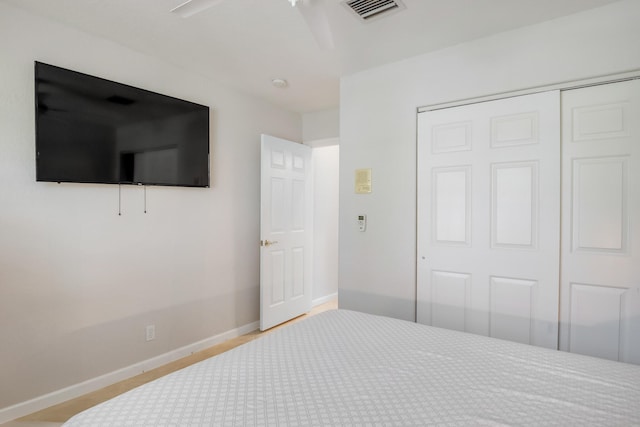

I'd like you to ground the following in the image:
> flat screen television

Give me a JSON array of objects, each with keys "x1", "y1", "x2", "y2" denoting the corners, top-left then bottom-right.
[{"x1": 35, "y1": 62, "x2": 210, "y2": 187}]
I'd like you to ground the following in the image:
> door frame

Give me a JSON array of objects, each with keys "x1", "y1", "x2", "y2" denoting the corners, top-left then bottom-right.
[
  {"x1": 416, "y1": 72, "x2": 640, "y2": 324},
  {"x1": 414, "y1": 71, "x2": 640, "y2": 352},
  {"x1": 418, "y1": 71, "x2": 640, "y2": 114}
]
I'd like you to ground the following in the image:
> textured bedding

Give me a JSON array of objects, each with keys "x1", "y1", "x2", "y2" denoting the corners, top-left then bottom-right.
[{"x1": 63, "y1": 310, "x2": 640, "y2": 426}]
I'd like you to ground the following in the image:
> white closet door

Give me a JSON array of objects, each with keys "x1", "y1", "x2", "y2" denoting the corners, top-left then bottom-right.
[
  {"x1": 560, "y1": 80, "x2": 640, "y2": 364},
  {"x1": 417, "y1": 91, "x2": 560, "y2": 349}
]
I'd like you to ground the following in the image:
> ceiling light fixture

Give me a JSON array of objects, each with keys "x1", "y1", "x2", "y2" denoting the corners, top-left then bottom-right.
[
  {"x1": 272, "y1": 78, "x2": 289, "y2": 88},
  {"x1": 289, "y1": 0, "x2": 299, "y2": 6}
]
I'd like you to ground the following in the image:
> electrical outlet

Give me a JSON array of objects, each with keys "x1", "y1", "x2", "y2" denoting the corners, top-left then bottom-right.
[{"x1": 146, "y1": 325, "x2": 155, "y2": 342}]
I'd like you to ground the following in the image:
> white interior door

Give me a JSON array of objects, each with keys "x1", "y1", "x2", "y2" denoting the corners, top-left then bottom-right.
[
  {"x1": 417, "y1": 91, "x2": 561, "y2": 349},
  {"x1": 560, "y1": 80, "x2": 640, "y2": 364},
  {"x1": 260, "y1": 134, "x2": 313, "y2": 331}
]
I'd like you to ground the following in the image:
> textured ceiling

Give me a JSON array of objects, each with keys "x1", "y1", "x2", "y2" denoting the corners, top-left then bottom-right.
[{"x1": 2, "y1": 0, "x2": 622, "y2": 113}]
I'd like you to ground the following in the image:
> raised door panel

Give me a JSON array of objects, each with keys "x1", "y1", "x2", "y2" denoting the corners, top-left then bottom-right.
[
  {"x1": 490, "y1": 277, "x2": 537, "y2": 345},
  {"x1": 432, "y1": 167, "x2": 471, "y2": 246},
  {"x1": 572, "y1": 158, "x2": 627, "y2": 253},
  {"x1": 268, "y1": 250, "x2": 286, "y2": 306},
  {"x1": 270, "y1": 178, "x2": 286, "y2": 232},
  {"x1": 431, "y1": 121, "x2": 472, "y2": 153},
  {"x1": 292, "y1": 179, "x2": 306, "y2": 231},
  {"x1": 491, "y1": 162, "x2": 538, "y2": 249},
  {"x1": 431, "y1": 271, "x2": 471, "y2": 332},
  {"x1": 490, "y1": 112, "x2": 539, "y2": 148},
  {"x1": 568, "y1": 283, "x2": 627, "y2": 361},
  {"x1": 572, "y1": 102, "x2": 630, "y2": 142},
  {"x1": 291, "y1": 247, "x2": 305, "y2": 298}
]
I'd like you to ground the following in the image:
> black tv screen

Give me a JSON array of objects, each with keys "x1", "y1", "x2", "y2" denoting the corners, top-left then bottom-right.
[{"x1": 35, "y1": 62, "x2": 210, "y2": 187}]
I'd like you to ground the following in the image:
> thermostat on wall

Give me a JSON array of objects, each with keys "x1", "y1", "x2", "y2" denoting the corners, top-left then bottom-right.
[{"x1": 358, "y1": 215, "x2": 367, "y2": 232}]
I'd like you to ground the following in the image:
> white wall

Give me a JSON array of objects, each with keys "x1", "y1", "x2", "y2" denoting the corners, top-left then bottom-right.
[
  {"x1": 339, "y1": 0, "x2": 640, "y2": 321},
  {"x1": 303, "y1": 108, "x2": 339, "y2": 143},
  {"x1": 312, "y1": 145, "x2": 339, "y2": 302},
  {"x1": 0, "y1": 2, "x2": 301, "y2": 416},
  {"x1": 302, "y1": 109, "x2": 340, "y2": 303}
]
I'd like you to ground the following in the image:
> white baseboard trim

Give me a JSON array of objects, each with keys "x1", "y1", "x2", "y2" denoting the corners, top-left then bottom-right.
[
  {"x1": 313, "y1": 292, "x2": 338, "y2": 307},
  {"x1": 0, "y1": 320, "x2": 259, "y2": 424}
]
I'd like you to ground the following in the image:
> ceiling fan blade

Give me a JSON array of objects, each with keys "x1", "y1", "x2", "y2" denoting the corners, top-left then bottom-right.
[
  {"x1": 297, "y1": 0, "x2": 334, "y2": 50},
  {"x1": 171, "y1": 0, "x2": 226, "y2": 18}
]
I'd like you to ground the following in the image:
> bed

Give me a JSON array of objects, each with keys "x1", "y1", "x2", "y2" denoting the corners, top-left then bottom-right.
[{"x1": 63, "y1": 309, "x2": 640, "y2": 426}]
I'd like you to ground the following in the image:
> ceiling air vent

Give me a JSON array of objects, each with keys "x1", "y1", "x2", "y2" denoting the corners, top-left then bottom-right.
[{"x1": 343, "y1": 0, "x2": 406, "y2": 21}]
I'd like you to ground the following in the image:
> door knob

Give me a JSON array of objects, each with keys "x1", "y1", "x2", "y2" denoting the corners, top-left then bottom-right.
[{"x1": 261, "y1": 240, "x2": 279, "y2": 247}]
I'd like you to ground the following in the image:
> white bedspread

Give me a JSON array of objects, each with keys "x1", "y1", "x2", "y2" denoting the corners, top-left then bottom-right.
[{"x1": 63, "y1": 310, "x2": 640, "y2": 426}]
